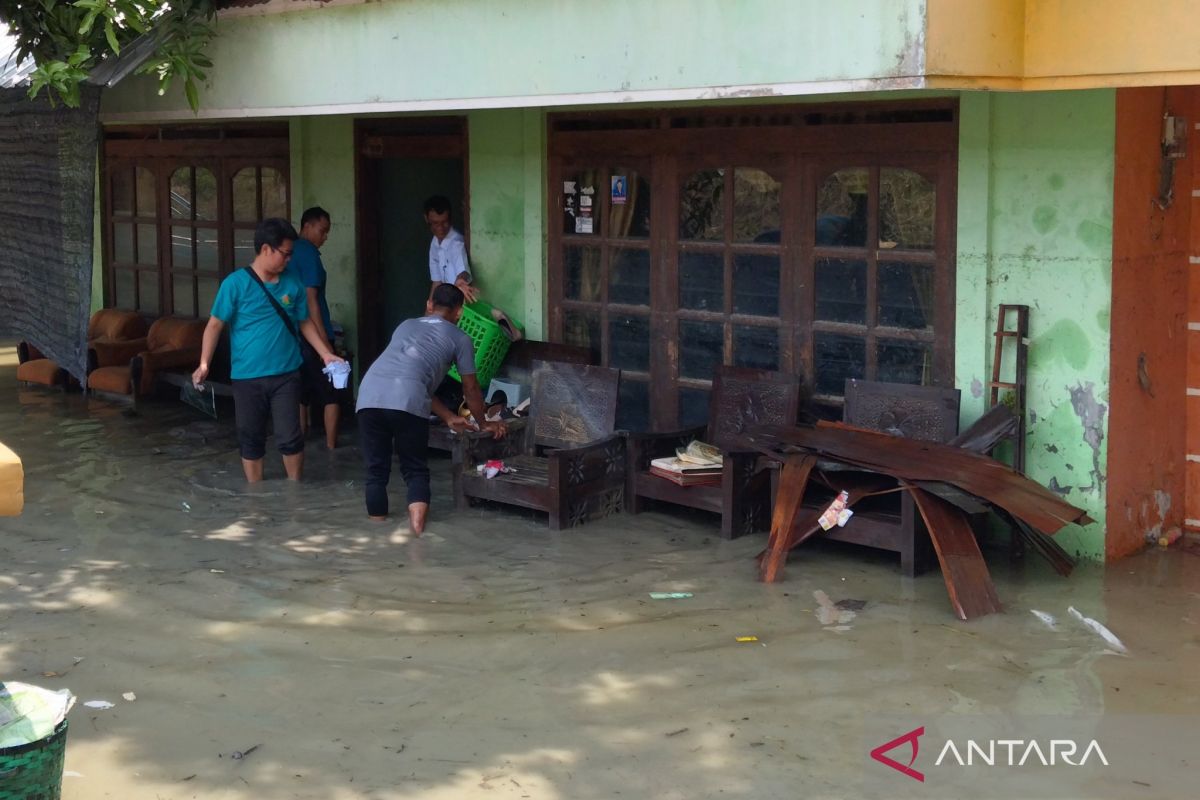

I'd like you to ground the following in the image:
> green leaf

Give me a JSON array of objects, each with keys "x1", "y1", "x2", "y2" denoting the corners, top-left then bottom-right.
[
  {"x1": 184, "y1": 78, "x2": 199, "y2": 112},
  {"x1": 104, "y1": 19, "x2": 120, "y2": 55}
]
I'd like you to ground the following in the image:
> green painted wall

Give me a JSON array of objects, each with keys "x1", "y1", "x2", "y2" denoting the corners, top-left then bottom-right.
[
  {"x1": 99, "y1": 0, "x2": 925, "y2": 120},
  {"x1": 955, "y1": 90, "x2": 1116, "y2": 560},
  {"x1": 289, "y1": 116, "x2": 358, "y2": 356},
  {"x1": 468, "y1": 109, "x2": 546, "y2": 339}
]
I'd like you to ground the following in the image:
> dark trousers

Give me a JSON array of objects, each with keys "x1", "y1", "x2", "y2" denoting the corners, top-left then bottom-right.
[
  {"x1": 358, "y1": 407, "x2": 431, "y2": 516},
  {"x1": 232, "y1": 371, "x2": 304, "y2": 460}
]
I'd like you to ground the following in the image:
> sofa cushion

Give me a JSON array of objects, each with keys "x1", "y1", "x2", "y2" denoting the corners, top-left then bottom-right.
[
  {"x1": 88, "y1": 365, "x2": 133, "y2": 395},
  {"x1": 89, "y1": 308, "x2": 148, "y2": 342},
  {"x1": 16, "y1": 358, "x2": 63, "y2": 387},
  {"x1": 148, "y1": 317, "x2": 206, "y2": 352}
]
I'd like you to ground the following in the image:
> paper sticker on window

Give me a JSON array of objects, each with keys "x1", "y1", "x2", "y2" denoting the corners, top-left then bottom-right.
[
  {"x1": 575, "y1": 216, "x2": 594, "y2": 234},
  {"x1": 580, "y1": 195, "x2": 593, "y2": 208},
  {"x1": 611, "y1": 175, "x2": 628, "y2": 205}
]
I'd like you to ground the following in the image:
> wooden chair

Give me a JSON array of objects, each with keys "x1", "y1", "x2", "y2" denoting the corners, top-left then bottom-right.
[
  {"x1": 450, "y1": 360, "x2": 625, "y2": 529},
  {"x1": 17, "y1": 308, "x2": 147, "y2": 389},
  {"x1": 625, "y1": 366, "x2": 807, "y2": 538},
  {"x1": 816, "y1": 379, "x2": 961, "y2": 575}
]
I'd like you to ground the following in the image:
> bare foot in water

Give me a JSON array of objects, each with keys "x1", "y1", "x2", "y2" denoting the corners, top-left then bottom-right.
[{"x1": 407, "y1": 502, "x2": 428, "y2": 535}]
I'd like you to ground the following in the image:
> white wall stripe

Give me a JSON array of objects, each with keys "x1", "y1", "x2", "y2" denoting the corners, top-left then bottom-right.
[
  {"x1": 1189, "y1": 388, "x2": 1200, "y2": 396},
  {"x1": 1191, "y1": 256, "x2": 1200, "y2": 264},
  {"x1": 1190, "y1": 323, "x2": 1200, "y2": 331},
  {"x1": 1193, "y1": 189, "x2": 1200, "y2": 197},
  {"x1": 1189, "y1": 455, "x2": 1200, "y2": 462},
  {"x1": 1187, "y1": 519, "x2": 1200, "y2": 528}
]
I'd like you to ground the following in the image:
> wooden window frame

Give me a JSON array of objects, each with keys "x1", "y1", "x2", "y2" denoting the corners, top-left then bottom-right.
[
  {"x1": 100, "y1": 124, "x2": 290, "y2": 318},
  {"x1": 547, "y1": 100, "x2": 958, "y2": 429}
]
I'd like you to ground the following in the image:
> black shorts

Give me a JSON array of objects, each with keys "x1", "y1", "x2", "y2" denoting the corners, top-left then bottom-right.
[
  {"x1": 300, "y1": 341, "x2": 341, "y2": 407},
  {"x1": 231, "y1": 370, "x2": 304, "y2": 460}
]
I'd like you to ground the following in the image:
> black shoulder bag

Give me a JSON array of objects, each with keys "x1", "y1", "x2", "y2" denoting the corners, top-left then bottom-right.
[{"x1": 243, "y1": 266, "x2": 300, "y2": 343}]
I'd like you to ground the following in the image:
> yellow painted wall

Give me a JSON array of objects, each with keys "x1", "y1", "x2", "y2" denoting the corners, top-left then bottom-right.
[{"x1": 927, "y1": 0, "x2": 1200, "y2": 90}]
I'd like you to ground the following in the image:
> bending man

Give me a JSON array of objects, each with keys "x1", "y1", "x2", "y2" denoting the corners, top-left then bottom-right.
[{"x1": 356, "y1": 284, "x2": 505, "y2": 533}]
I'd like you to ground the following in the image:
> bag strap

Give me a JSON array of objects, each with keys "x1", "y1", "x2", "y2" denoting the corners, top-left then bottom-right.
[{"x1": 243, "y1": 266, "x2": 299, "y2": 341}]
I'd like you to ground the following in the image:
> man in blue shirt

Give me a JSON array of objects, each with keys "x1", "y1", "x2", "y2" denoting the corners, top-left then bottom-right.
[
  {"x1": 192, "y1": 218, "x2": 343, "y2": 483},
  {"x1": 290, "y1": 206, "x2": 342, "y2": 450}
]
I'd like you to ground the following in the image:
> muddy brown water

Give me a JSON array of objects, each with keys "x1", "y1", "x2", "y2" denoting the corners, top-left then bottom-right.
[{"x1": 1, "y1": 346, "x2": 1197, "y2": 799}]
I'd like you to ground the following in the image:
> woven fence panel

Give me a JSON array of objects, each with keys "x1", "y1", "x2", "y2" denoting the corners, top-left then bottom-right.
[{"x1": 0, "y1": 86, "x2": 100, "y2": 383}]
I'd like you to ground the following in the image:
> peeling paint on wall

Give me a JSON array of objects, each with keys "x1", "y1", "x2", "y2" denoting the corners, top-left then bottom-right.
[{"x1": 1068, "y1": 381, "x2": 1108, "y2": 495}]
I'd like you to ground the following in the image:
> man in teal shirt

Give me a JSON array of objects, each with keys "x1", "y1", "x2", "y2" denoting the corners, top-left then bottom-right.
[
  {"x1": 290, "y1": 206, "x2": 342, "y2": 450},
  {"x1": 192, "y1": 218, "x2": 343, "y2": 483}
]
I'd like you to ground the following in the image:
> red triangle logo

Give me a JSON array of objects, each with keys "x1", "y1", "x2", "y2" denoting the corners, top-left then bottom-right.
[{"x1": 870, "y1": 726, "x2": 925, "y2": 782}]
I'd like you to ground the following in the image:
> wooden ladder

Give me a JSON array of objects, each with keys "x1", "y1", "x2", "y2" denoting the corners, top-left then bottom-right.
[{"x1": 988, "y1": 304, "x2": 1030, "y2": 474}]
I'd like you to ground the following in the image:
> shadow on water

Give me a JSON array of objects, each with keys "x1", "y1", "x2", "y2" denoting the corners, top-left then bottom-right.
[{"x1": 2, "y1": 344, "x2": 1199, "y2": 799}]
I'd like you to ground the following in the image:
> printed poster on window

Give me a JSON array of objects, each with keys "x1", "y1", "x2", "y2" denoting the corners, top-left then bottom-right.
[{"x1": 611, "y1": 175, "x2": 628, "y2": 205}]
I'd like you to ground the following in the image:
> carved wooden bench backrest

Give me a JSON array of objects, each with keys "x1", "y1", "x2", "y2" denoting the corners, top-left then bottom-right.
[
  {"x1": 843, "y1": 379, "x2": 961, "y2": 443},
  {"x1": 531, "y1": 360, "x2": 621, "y2": 450},
  {"x1": 708, "y1": 367, "x2": 807, "y2": 451}
]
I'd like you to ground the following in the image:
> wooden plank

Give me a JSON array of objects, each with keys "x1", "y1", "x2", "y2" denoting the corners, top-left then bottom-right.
[
  {"x1": 759, "y1": 454, "x2": 815, "y2": 583},
  {"x1": 907, "y1": 486, "x2": 1002, "y2": 621}
]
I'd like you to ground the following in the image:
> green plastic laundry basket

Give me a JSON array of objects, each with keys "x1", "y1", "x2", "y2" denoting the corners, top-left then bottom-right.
[
  {"x1": 447, "y1": 301, "x2": 523, "y2": 388},
  {"x1": 0, "y1": 721, "x2": 68, "y2": 800}
]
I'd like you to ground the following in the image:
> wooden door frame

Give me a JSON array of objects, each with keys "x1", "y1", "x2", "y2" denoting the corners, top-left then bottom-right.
[{"x1": 354, "y1": 116, "x2": 469, "y2": 368}]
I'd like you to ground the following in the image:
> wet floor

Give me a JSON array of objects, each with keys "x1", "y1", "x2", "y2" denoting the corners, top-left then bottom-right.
[{"x1": 1, "y1": 345, "x2": 1198, "y2": 799}]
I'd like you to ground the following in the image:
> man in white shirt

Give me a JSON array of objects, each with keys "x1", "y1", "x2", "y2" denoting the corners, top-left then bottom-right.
[{"x1": 425, "y1": 195, "x2": 479, "y2": 303}]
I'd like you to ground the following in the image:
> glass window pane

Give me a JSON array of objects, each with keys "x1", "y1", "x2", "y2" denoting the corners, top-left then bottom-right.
[
  {"x1": 816, "y1": 168, "x2": 868, "y2": 247},
  {"x1": 813, "y1": 333, "x2": 865, "y2": 396},
  {"x1": 878, "y1": 340, "x2": 933, "y2": 385},
  {"x1": 733, "y1": 326, "x2": 779, "y2": 371},
  {"x1": 197, "y1": 277, "x2": 219, "y2": 317},
  {"x1": 617, "y1": 379, "x2": 650, "y2": 432},
  {"x1": 679, "y1": 250, "x2": 724, "y2": 311},
  {"x1": 678, "y1": 387, "x2": 710, "y2": 429},
  {"x1": 170, "y1": 167, "x2": 192, "y2": 219},
  {"x1": 112, "y1": 223, "x2": 134, "y2": 263},
  {"x1": 111, "y1": 167, "x2": 133, "y2": 216},
  {"x1": 608, "y1": 168, "x2": 650, "y2": 238},
  {"x1": 734, "y1": 168, "x2": 781, "y2": 243},
  {"x1": 679, "y1": 320, "x2": 723, "y2": 380},
  {"x1": 261, "y1": 167, "x2": 288, "y2": 219},
  {"x1": 814, "y1": 257, "x2": 866, "y2": 324},
  {"x1": 609, "y1": 314, "x2": 649, "y2": 372},
  {"x1": 173, "y1": 274, "x2": 195, "y2": 318},
  {"x1": 196, "y1": 227, "x2": 219, "y2": 271},
  {"x1": 880, "y1": 168, "x2": 934, "y2": 250},
  {"x1": 680, "y1": 169, "x2": 724, "y2": 241},
  {"x1": 138, "y1": 270, "x2": 160, "y2": 315},
  {"x1": 563, "y1": 309, "x2": 601, "y2": 364},
  {"x1": 878, "y1": 262, "x2": 934, "y2": 330},
  {"x1": 195, "y1": 168, "x2": 218, "y2": 221},
  {"x1": 232, "y1": 168, "x2": 258, "y2": 222},
  {"x1": 563, "y1": 169, "x2": 601, "y2": 235},
  {"x1": 233, "y1": 228, "x2": 256, "y2": 267},
  {"x1": 732, "y1": 253, "x2": 779, "y2": 316},
  {"x1": 564, "y1": 245, "x2": 602, "y2": 302},
  {"x1": 114, "y1": 269, "x2": 135, "y2": 308},
  {"x1": 136, "y1": 224, "x2": 158, "y2": 266},
  {"x1": 171, "y1": 225, "x2": 193, "y2": 268},
  {"x1": 135, "y1": 167, "x2": 156, "y2": 218},
  {"x1": 609, "y1": 248, "x2": 650, "y2": 306}
]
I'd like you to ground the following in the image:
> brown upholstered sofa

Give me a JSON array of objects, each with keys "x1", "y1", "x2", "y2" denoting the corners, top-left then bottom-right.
[
  {"x1": 88, "y1": 316, "x2": 207, "y2": 400},
  {"x1": 17, "y1": 308, "x2": 148, "y2": 388}
]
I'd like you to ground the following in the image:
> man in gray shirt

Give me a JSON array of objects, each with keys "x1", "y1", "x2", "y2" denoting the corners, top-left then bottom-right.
[{"x1": 356, "y1": 284, "x2": 506, "y2": 532}]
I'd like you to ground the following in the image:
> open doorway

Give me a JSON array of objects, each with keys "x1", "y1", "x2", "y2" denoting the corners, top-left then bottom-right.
[{"x1": 356, "y1": 117, "x2": 467, "y2": 368}]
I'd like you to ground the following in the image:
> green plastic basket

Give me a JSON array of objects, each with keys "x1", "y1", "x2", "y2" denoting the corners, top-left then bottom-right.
[
  {"x1": 0, "y1": 721, "x2": 68, "y2": 800},
  {"x1": 447, "y1": 301, "x2": 523, "y2": 388}
]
